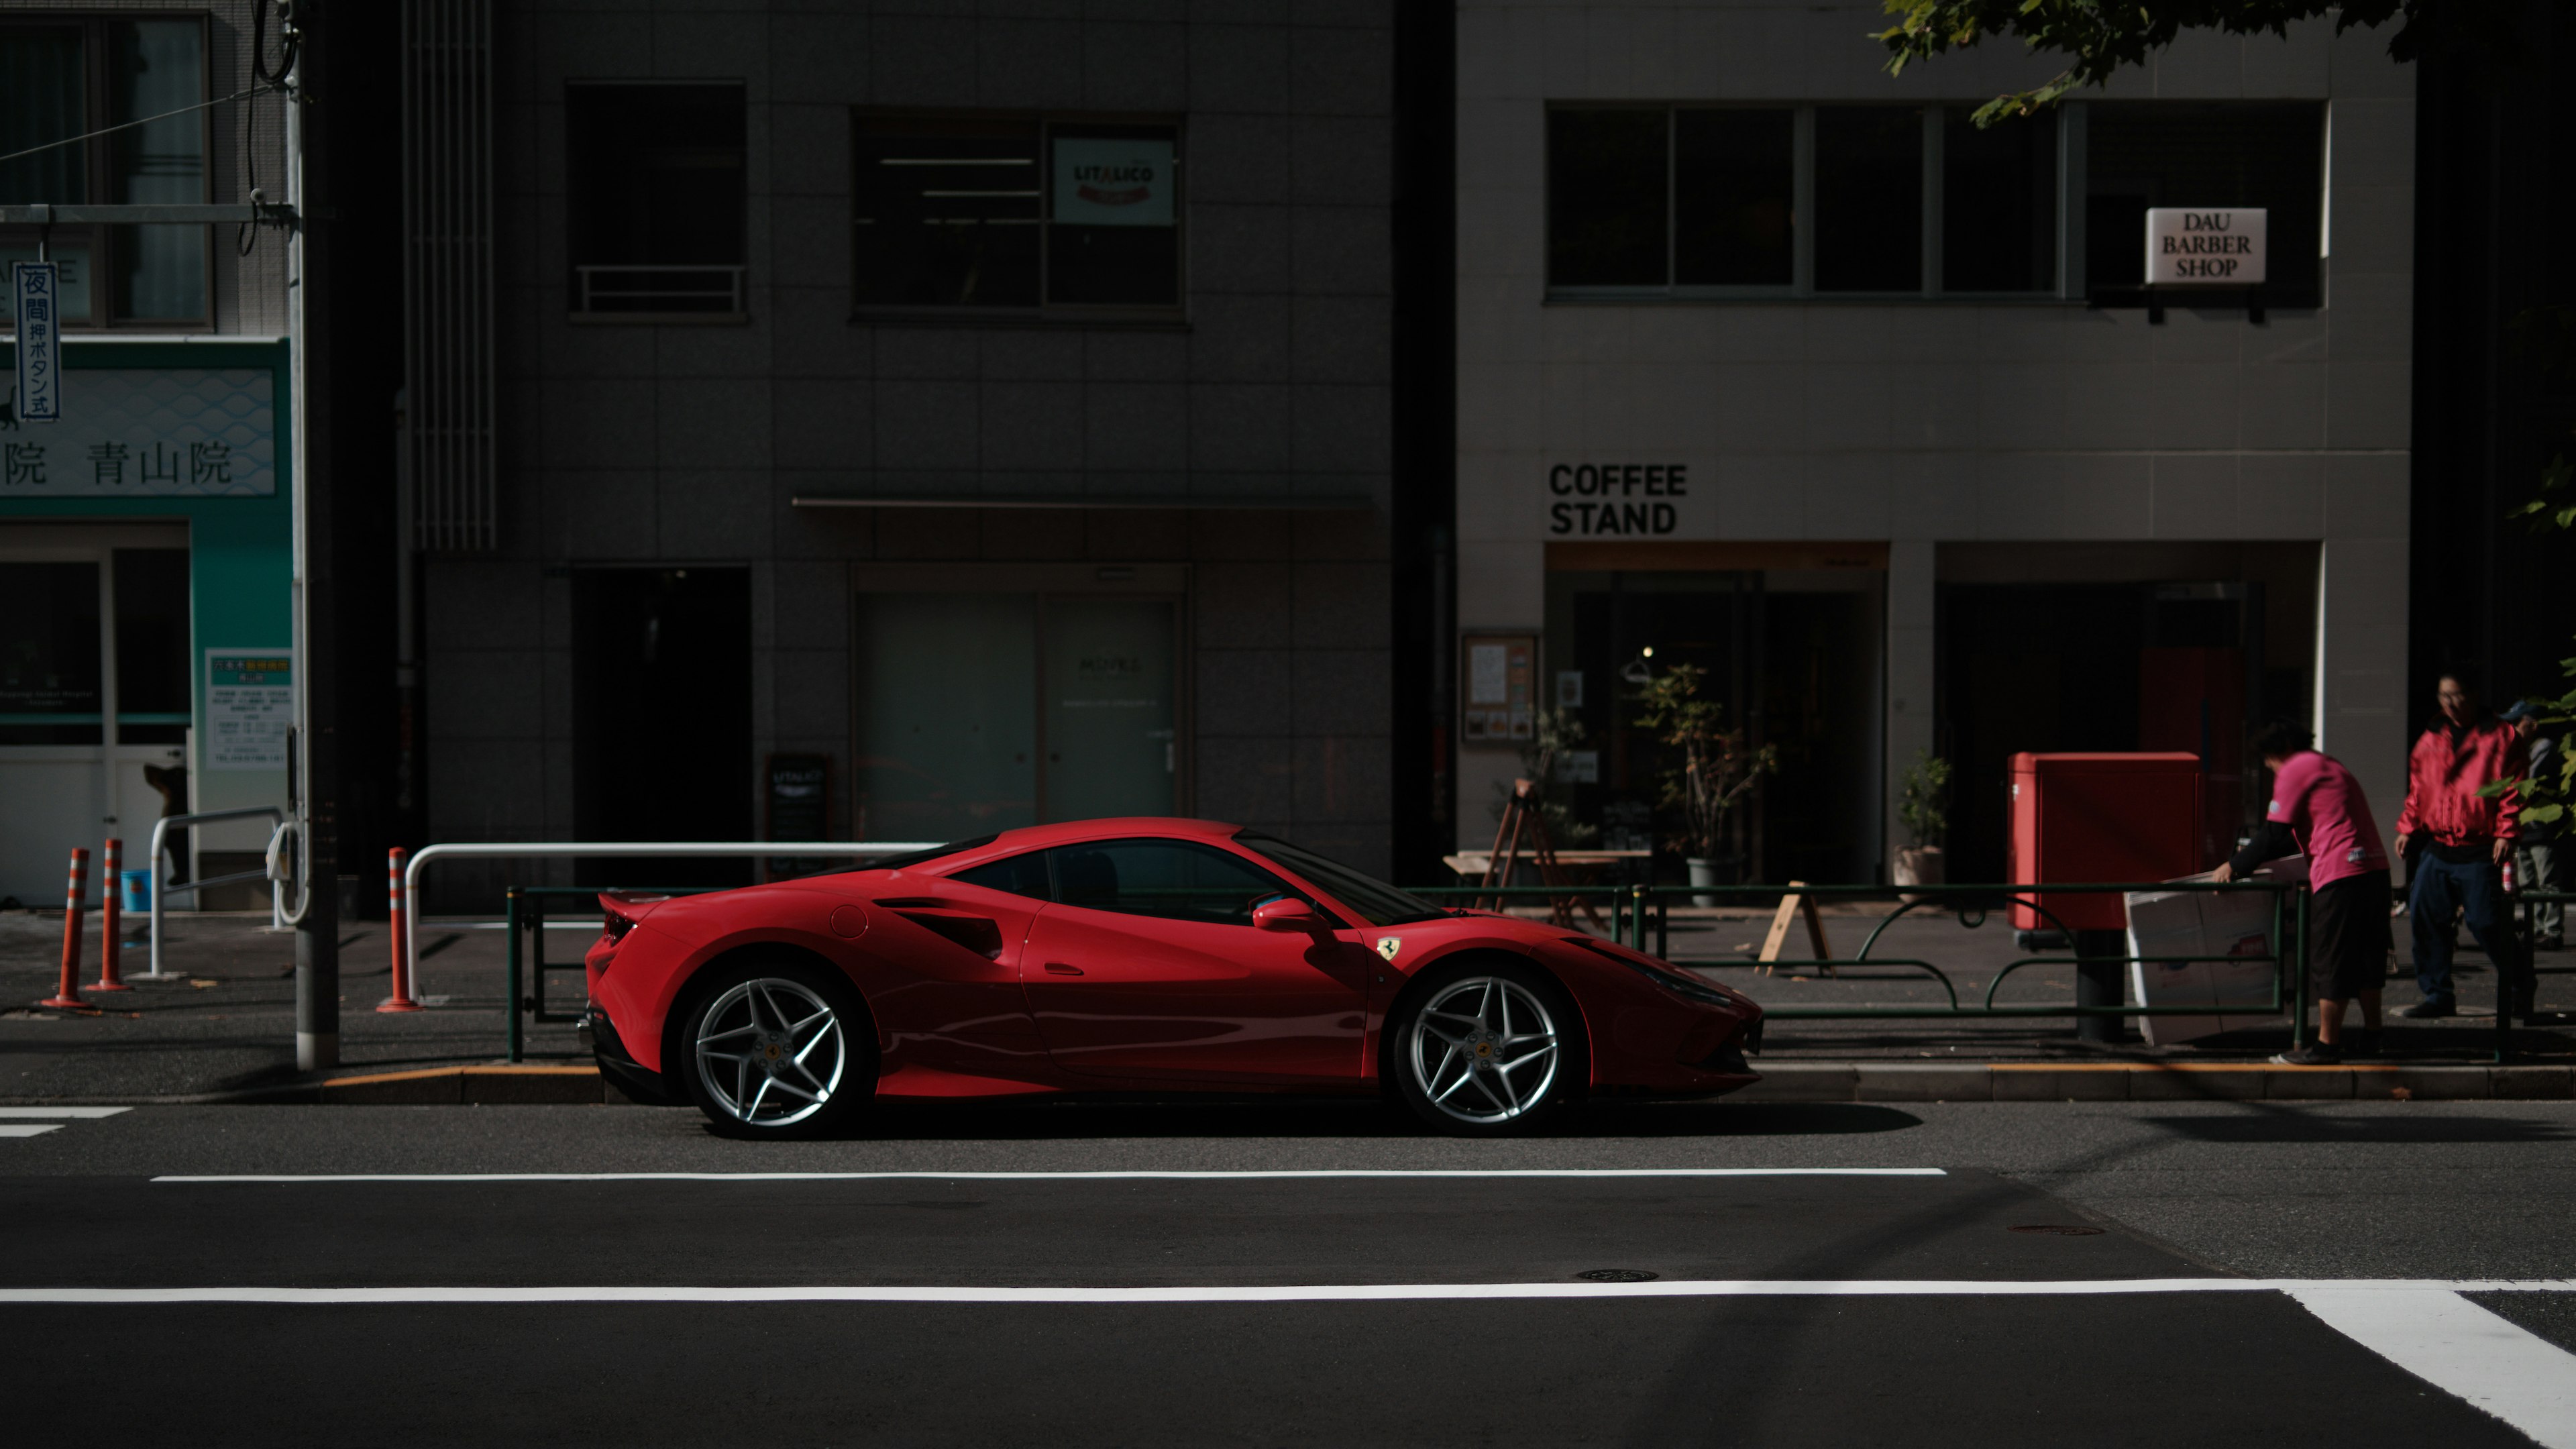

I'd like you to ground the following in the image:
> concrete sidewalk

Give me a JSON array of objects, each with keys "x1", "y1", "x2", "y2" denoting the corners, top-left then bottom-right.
[{"x1": 1, "y1": 900, "x2": 2567, "y2": 1105}]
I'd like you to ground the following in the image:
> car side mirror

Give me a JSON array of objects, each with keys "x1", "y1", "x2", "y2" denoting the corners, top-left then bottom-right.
[{"x1": 1253, "y1": 898, "x2": 1322, "y2": 933}]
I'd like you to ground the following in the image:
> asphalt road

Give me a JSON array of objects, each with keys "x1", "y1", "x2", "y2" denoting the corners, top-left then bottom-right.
[{"x1": 5, "y1": 1098, "x2": 2573, "y2": 1446}]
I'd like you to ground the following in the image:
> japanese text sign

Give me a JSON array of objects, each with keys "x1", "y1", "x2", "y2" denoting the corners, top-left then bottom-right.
[{"x1": 12, "y1": 262, "x2": 60, "y2": 423}]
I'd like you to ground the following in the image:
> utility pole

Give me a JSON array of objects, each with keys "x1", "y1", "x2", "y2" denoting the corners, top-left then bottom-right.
[{"x1": 283, "y1": 4, "x2": 337, "y2": 1071}]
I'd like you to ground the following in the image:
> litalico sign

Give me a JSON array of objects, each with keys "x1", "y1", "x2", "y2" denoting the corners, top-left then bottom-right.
[{"x1": 2145, "y1": 208, "x2": 2266, "y2": 285}]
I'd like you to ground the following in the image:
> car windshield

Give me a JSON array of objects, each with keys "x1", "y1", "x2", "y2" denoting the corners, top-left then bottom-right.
[
  {"x1": 1235, "y1": 833, "x2": 1449, "y2": 927},
  {"x1": 863, "y1": 835, "x2": 999, "y2": 871}
]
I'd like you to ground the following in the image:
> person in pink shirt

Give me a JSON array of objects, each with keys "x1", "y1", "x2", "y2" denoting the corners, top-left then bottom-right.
[{"x1": 2213, "y1": 720, "x2": 2392, "y2": 1065}]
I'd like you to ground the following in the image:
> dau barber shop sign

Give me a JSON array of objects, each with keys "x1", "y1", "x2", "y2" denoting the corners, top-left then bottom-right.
[{"x1": 2145, "y1": 208, "x2": 2266, "y2": 285}]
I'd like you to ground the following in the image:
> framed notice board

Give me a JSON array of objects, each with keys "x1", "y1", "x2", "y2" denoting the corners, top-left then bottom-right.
[
  {"x1": 763, "y1": 753, "x2": 832, "y2": 881},
  {"x1": 1460, "y1": 633, "x2": 1536, "y2": 747}
]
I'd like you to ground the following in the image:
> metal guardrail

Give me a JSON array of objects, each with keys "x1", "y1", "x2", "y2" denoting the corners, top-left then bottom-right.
[
  {"x1": 1408, "y1": 879, "x2": 2322, "y2": 1055},
  {"x1": 144, "y1": 806, "x2": 288, "y2": 981},
  {"x1": 398, "y1": 842, "x2": 933, "y2": 1040},
  {"x1": 501, "y1": 885, "x2": 727, "y2": 1063}
]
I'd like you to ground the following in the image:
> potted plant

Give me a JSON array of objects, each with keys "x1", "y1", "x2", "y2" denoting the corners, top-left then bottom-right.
[
  {"x1": 1895, "y1": 749, "x2": 1952, "y2": 902},
  {"x1": 1632, "y1": 663, "x2": 1776, "y2": 905}
]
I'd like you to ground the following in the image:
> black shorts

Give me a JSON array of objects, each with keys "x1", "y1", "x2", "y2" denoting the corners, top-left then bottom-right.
[{"x1": 2308, "y1": 875, "x2": 2393, "y2": 1000}]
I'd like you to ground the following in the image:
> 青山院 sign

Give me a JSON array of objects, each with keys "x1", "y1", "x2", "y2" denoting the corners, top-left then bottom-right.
[{"x1": 2145, "y1": 208, "x2": 2267, "y2": 286}]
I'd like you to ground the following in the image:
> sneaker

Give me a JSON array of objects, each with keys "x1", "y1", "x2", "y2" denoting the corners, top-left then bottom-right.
[
  {"x1": 2399, "y1": 1001, "x2": 2455, "y2": 1020},
  {"x1": 2272, "y1": 1044, "x2": 2343, "y2": 1066}
]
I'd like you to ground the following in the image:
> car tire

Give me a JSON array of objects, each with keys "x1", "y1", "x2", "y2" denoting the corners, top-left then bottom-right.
[
  {"x1": 676, "y1": 956, "x2": 877, "y2": 1140},
  {"x1": 1389, "y1": 960, "x2": 1585, "y2": 1136}
]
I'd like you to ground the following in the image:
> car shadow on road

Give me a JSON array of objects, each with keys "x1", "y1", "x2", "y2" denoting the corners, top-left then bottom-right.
[{"x1": 822, "y1": 1097, "x2": 1923, "y2": 1141}]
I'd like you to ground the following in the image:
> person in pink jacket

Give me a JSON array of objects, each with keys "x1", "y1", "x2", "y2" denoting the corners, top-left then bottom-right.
[
  {"x1": 2392, "y1": 674, "x2": 2529, "y2": 1019},
  {"x1": 2216, "y1": 720, "x2": 2391, "y2": 1063}
]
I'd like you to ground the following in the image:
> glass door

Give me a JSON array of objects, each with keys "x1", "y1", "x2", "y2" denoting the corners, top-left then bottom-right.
[
  {"x1": 0, "y1": 539, "x2": 189, "y2": 904},
  {"x1": 854, "y1": 588, "x2": 1181, "y2": 841}
]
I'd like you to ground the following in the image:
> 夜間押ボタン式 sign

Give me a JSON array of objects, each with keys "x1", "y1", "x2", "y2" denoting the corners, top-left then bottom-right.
[
  {"x1": 2145, "y1": 208, "x2": 2267, "y2": 286},
  {"x1": 12, "y1": 262, "x2": 61, "y2": 424}
]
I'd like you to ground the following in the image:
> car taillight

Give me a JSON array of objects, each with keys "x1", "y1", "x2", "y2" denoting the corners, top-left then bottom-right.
[{"x1": 601, "y1": 914, "x2": 635, "y2": 945}]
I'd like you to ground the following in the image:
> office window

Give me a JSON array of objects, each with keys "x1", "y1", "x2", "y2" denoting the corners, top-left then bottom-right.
[
  {"x1": 1813, "y1": 108, "x2": 1922, "y2": 292},
  {"x1": 853, "y1": 113, "x2": 1181, "y2": 314},
  {"x1": 2086, "y1": 103, "x2": 2323, "y2": 306},
  {"x1": 1546, "y1": 109, "x2": 1667, "y2": 287},
  {"x1": 1674, "y1": 109, "x2": 1793, "y2": 286},
  {"x1": 0, "y1": 19, "x2": 208, "y2": 328},
  {"x1": 1943, "y1": 108, "x2": 2057, "y2": 293},
  {"x1": 566, "y1": 83, "x2": 747, "y2": 318}
]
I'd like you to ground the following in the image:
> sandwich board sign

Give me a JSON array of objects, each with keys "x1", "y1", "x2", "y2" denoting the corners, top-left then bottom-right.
[{"x1": 2145, "y1": 208, "x2": 2266, "y2": 285}]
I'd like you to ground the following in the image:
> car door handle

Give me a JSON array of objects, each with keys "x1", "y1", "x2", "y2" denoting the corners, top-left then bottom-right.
[{"x1": 1042, "y1": 962, "x2": 1083, "y2": 976}]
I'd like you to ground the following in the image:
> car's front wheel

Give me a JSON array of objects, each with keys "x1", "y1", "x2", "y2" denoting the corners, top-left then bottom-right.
[
  {"x1": 1391, "y1": 962, "x2": 1584, "y2": 1135},
  {"x1": 679, "y1": 959, "x2": 875, "y2": 1139}
]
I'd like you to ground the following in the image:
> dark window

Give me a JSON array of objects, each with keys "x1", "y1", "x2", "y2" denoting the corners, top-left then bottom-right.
[
  {"x1": 1813, "y1": 107, "x2": 1921, "y2": 292},
  {"x1": 0, "y1": 19, "x2": 207, "y2": 327},
  {"x1": 1942, "y1": 108, "x2": 2057, "y2": 292},
  {"x1": 1044, "y1": 839, "x2": 1300, "y2": 927},
  {"x1": 2086, "y1": 103, "x2": 2323, "y2": 305},
  {"x1": 1674, "y1": 109, "x2": 1794, "y2": 286},
  {"x1": 951, "y1": 849, "x2": 1052, "y2": 900},
  {"x1": 566, "y1": 83, "x2": 747, "y2": 316},
  {"x1": 1547, "y1": 109, "x2": 1668, "y2": 286},
  {"x1": 0, "y1": 561, "x2": 102, "y2": 746},
  {"x1": 853, "y1": 114, "x2": 1182, "y2": 313},
  {"x1": 112, "y1": 548, "x2": 187, "y2": 744}
]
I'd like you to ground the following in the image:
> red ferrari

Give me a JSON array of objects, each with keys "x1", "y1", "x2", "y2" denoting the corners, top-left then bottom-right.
[{"x1": 581, "y1": 818, "x2": 1762, "y2": 1137}]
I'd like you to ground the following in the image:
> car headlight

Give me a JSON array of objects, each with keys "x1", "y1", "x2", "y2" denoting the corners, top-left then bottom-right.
[{"x1": 1564, "y1": 937, "x2": 1743, "y2": 1009}]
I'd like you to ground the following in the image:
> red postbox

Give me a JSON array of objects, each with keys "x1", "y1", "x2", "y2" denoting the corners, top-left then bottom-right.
[{"x1": 2008, "y1": 752, "x2": 2204, "y2": 931}]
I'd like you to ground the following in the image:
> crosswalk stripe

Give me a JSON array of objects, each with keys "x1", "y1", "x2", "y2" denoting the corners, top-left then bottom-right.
[
  {"x1": 0, "y1": 1125, "x2": 64, "y2": 1138},
  {"x1": 2292, "y1": 1288, "x2": 2576, "y2": 1449}
]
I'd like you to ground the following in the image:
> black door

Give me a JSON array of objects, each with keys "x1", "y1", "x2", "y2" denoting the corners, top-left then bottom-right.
[{"x1": 572, "y1": 568, "x2": 752, "y2": 888}]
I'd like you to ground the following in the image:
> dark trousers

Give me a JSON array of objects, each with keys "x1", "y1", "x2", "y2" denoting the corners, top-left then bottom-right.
[{"x1": 2409, "y1": 853, "x2": 2529, "y2": 1010}]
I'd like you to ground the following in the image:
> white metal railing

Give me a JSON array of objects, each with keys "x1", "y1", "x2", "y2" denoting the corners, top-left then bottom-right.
[
  {"x1": 573, "y1": 264, "x2": 747, "y2": 315},
  {"x1": 144, "y1": 806, "x2": 290, "y2": 981},
  {"x1": 399, "y1": 841, "x2": 935, "y2": 1002}
]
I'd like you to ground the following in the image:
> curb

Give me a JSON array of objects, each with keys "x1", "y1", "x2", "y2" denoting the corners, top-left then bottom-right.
[
  {"x1": 316, "y1": 1065, "x2": 605, "y2": 1105},
  {"x1": 1733, "y1": 1062, "x2": 2575, "y2": 1103}
]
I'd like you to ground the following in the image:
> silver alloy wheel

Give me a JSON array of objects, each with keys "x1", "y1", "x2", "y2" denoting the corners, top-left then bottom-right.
[
  {"x1": 692, "y1": 977, "x2": 847, "y2": 1128},
  {"x1": 1405, "y1": 975, "x2": 1562, "y2": 1126}
]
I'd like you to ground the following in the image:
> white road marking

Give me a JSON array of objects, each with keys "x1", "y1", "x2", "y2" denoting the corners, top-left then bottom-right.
[
  {"x1": 0, "y1": 1125, "x2": 63, "y2": 1138},
  {"x1": 3, "y1": 1279, "x2": 2571, "y2": 1306},
  {"x1": 2292, "y1": 1288, "x2": 2576, "y2": 1449},
  {"x1": 0, "y1": 1107, "x2": 130, "y2": 1119},
  {"x1": 148, "y1": 1168, "x2": 1949, "y2": 1184}
]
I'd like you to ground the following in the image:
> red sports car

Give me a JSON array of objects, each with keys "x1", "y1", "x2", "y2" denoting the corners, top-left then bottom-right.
[{"x1": 582, "y1": 818, "x2": 1762, "y2": 1137}]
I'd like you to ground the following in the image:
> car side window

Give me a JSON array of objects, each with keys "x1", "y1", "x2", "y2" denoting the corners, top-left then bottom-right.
[
  {"x1": 949, "y1": 851, "x2": 1053, "y2": 902},
  {"x1": 1042, "y1": 839, "x2": 1301, "y2": 927}
]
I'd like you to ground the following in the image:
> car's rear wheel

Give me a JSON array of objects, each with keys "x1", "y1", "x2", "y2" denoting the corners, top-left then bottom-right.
[
  {"x1": 680, "y1": 959, "x2": 875, "y2": 1139},
  {"x1": 1391, "y1": 962, "x2": 1583, "y2": 1135}
]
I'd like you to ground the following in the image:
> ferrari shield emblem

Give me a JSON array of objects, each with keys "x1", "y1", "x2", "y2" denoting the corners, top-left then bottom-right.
[{"x1": 1375, "y1": 937, "x2": 1401, "y2": 961}]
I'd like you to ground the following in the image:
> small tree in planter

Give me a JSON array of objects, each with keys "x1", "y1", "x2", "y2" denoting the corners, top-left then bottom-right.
[
  {"x1": 1896, "y1": 749, "x2": 1953, "y2": 898},
  {"x1": 1631, "y1": 663, "x2": 1776, "y2": 900}
]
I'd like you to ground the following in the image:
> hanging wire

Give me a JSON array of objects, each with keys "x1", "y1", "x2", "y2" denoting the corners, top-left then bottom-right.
[{"x1": 239, "y1": 1, "x2": 303, "y2": 256}]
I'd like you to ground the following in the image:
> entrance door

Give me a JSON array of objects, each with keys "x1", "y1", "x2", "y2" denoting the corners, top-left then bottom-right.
[
  {"x1": 854, "y1": 587, "x2": 1180, "y2": 841},
  {"x1": 1016, "y1": 837, "x2": 1371, "y2": 1084},
  {"x1": 0, "y1": 533, "x2": 191, "y2": 906},
  {"x1": 571, "y1": 568, "x2": 753, "y2": 887}
]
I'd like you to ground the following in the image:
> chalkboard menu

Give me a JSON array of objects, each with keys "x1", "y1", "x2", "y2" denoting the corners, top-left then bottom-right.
[{"x1": 765, "y1": 753, "x2": 832, "y2": 880}]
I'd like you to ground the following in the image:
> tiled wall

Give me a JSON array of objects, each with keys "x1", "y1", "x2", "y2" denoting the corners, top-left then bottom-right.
[
  {"x1": 1453, "y1": 0, "x2": 2416, "y2": 855},
  {"x1": 424, "y1": 1, "x2": 1399, "y2": 892}
]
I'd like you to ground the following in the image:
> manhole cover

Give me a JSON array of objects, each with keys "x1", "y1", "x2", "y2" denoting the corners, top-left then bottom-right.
[
  {"x1": 2007, "y1": 1224, "x2": 2105, "y2": 1236},
  {"x1": 1575, "y1": 1269, "x2": 1660, "y2": 1283}
]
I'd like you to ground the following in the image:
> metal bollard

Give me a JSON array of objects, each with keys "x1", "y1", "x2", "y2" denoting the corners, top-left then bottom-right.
[
  {"x1": 42, "y1": 847, "x2": 91, "y2": 1010},
  {"x1": 91, "y1": 838, "x2": 133, "y2": 992},
  {"x1": 379, "y1": 846, "x2": 422, "y2": 1013}
]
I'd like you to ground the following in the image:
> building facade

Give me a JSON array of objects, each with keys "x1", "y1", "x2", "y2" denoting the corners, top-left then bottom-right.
[
  {"x1": 0, "y1": 4, "x2": 295, "y2": 906},
  {"x1": 1453, "y1": 1, "x2": 2414, "y2": 882},
  {"x1": 414, "y1": 2, "x2": 1402, "y2": 900}
]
